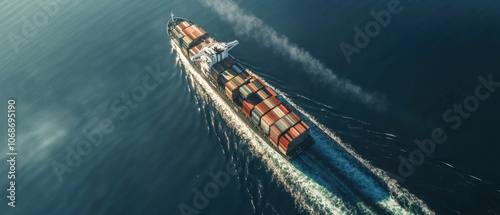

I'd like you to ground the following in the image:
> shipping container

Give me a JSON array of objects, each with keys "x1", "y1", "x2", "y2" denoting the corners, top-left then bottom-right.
[
  {"x1": 242, "y1": 100, "x2": 254, "y2": 118},
  {"x1": 254, "y1": 99, "x2": 275, "y2": 115},
  {"x1": 239, "y1": 80, "x2": 265, "y2": 99},
  {"x1": 245, "y1": 88, "x2": 271, "y2": 108},
  {"x1": 224, "y1": 72, "x2": 249, "y2": 100},
  {"x1": 269, "y1": 125, "x2": 281, "y2": 145},
  {"x1": 255, "y1": 88, "x2": 271, "y2": 101},
  {"x1": 251, "y1": 101, "x2": 271, "y2": 126},
  {"x1": 198, "y1": 27, "x2": 207, "y2": 35},
  {"x1": 266, "y1": 87, "x2": 277, "y2": 97},
  {"x1": 189, "y1": 41, "x2": 211, "y2": 57},
  {"x1": 231, "y1": 64, "x2": 244, "y2": 74},
  {"x1": 261, "y1": 111, "x2": 280, "y2": 134},
  {"x1": 260, "y1": 105, "x2": 287, "y2": 135},
  {"x1": 266, "y1": 97, "x2": 280, "y2": 106},
  {"x1": 178, "y1": 21, "x2": 191, "y2": 30},
  {"x1": 183, "y1": 25, "x2": 206, "y2": 41},
  {"x1": 268, "y1": 113, "x2": 299, "y2": 146},
  {"x1": 172, "y1": 28, "x2": 184, "y2": 41},
  {"x1": 301, "y1": 121, "x2": 310, "y2": 130},
  {"x1": 281, "y1": 112, "x2": 300, "y2": 128},
  {"x1": 220, "y1": 67, "x2": 239, "y2": 84},
  {"x1": 279, "y1": 122, "x2": 310, "y2": 152},
  {"x1": 239, "y1": 85, "x2": 252, "y2": 99},
  {"x1": 181, "y1": 36, "x2": 193, "y2": 49}
]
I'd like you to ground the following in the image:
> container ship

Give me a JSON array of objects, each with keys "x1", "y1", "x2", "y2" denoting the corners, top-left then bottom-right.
[{"x1": 167, "y1": 13, "x2": 314, "y2": 160}]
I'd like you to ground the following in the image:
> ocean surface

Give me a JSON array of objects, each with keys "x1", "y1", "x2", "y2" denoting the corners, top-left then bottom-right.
[{"x1": 1, "y1": 0, "x2": 499, "y2": 214}]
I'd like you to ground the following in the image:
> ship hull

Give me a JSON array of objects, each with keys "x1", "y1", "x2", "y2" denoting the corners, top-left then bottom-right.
[{"x1": 168, "y1": 17, "x2": 313, "y2": 160}]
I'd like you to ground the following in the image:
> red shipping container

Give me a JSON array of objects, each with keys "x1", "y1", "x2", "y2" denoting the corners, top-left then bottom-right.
[
  {"x1": 301, "y1": 121, "x2": 310, "y2": 130},
  {"x1": 254, "y1": 77, "x2": 265, "y2": 87},
  {"x1": 242, "y1": 100, "x2": 254, "y2": 118},
  {"x1": 295, "y1": 122, "x2": 305, "y2": 133},
  {"x1": 178, "y1": 21, "x2": 190, "y2": 30},
  {"x1": 279, "y1": 134, "x2": 291, "y2": 147},
  {"x1": 269, "y1": 136, "x2": 278, "y2": 145},
  {"x1": 277, "y1": 104, "x2": 291, "y2": 114},
  {"x1": 279, "y1": 139, "x2": 290, "y2": 149},
  {"x1": 254, "y1": 104, "x2": 271, "y2": 116},
  {"x1": 279, "y1": 143, "x2": 288, "y2": 151},
  {"x1": 266, "y1": 87, "x2": 277, "y2": 97}
]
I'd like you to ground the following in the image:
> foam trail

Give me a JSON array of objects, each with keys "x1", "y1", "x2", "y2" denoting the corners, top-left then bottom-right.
[
  {"x1": 263, "y1": 83, "x2": 435, "y2": 214},
  {"x1": 200, "y1": 0, "x2": 385, "y2": 110},
  {"x1": 172, "y1": 40, "x2": 358, "y2": 214},
  {"x1": 173, "y1": 39, "x2": 431, "y2": 213}
]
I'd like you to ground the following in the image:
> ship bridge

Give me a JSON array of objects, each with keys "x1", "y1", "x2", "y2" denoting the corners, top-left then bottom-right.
[{"x1": 191, "y1": 40, "x2": 238, "y2": 73}]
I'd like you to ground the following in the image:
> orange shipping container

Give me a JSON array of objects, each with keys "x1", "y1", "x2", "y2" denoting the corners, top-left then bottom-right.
[
  {"x1": 301, "y1": 121, "x2": 310, "y2": 130},
  {"x1": 242, "y1": 100, "x2": 254, "y2": 118},
  {"x1": 178, "y1": 21, "x2": 191, "y2": 30},
  {"x1": 266, "y1": 87, "x2": 277, "y2": 97}
]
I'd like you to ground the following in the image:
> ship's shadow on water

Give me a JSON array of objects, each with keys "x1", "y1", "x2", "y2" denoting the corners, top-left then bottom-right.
[
  {"x1": 290, "y1": 131, "x2": 392, "y2": 213},
  {"x1": 278, "y1": 95, "x2": 411, "y2": 214}
]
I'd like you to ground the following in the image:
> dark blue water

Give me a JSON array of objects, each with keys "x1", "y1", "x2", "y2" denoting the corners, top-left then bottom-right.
[{"x1": 1, "y1": 0, "x2": 499, "y2": 214}]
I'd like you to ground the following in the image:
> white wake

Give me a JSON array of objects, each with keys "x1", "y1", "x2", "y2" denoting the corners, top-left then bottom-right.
[{"x1": 173, "y1": 41, "x2": 358, "y2": 214}]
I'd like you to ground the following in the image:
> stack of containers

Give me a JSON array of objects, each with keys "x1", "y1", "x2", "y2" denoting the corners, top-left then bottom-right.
[
  {"x1": 265, "y1": 87, "x2": 277, "y2": 97},
  {"x1": 254, "y1": 88, "x2": 271, "y2": 101},
  {"x1": 189, "y1": 38, "x2": 212, "y2": 57},
  {"x1": 218, "y1": 67, "x2": 240, "y2": 87},
  {"x1": 281, "y1": 112, "x2": 301, "y2": 128},
  {"x1": 173, "y1": 21, "x2": 190, "y2": 45},
  {"x1": 268, "y1": 111, "x2": 300, "y2": 146},
  {"x1": 182, "y1": 24, "x2": 207, "y2": 42},
  {"x1": 242, "y1": 100, "x2": 254, "y2": 118},
  {"x1": 175, "y1": 21, "x2": 191, "y2": 33},
  {"x1": 172, "y1": 28, "x2": 184, "y2": 41},
  {"x1": 278, "y1": 121, "x2": 310, "y2": 152},
  {"x1": 172, "y1": 22, "x2": 192, "y2": 54},
  {"x1": 260, "y1": 104, "x2": 290, "y2": 135},
  {"x1": 231, "y1": 63, "x2": 244, "y2": 74},
  {"x1": 209, "y1": 57, "x2": 236, "y2": 84},
  {"x1": 250, "y1": 95, "x2": 276, "y2": 126},
  {"x1": 225, "y1": 72, "x2": 249, "y2": 100},
  {"x1": 181, "y1": 36, "x2": 193, "y2": 49},
  {"x1": 240, "y1": 85, "x2": 273, "y2": 116},
  {"x1": 209, "y1": 62, "x2": 225, "y2": 82},
  {"x1": 245, "y1": 88, "x2": 271, "y2": 106},
  {"x1": 239, "y1": 80, "x2": 264, "y2": 99}
]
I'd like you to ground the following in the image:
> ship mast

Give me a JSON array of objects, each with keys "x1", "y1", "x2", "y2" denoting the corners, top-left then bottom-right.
[{"x1": 170, "y1": 12, "x2": 174, "y2": 21}]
